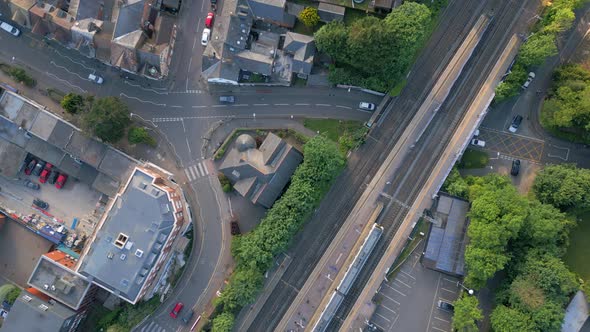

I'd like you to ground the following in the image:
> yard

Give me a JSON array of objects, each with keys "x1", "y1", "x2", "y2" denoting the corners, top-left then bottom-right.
[
  {"x1": 458, "y1": 149, "x2": 489, "y2": 169},
  {"x1": 565, "y1": 212, "x2": 590, "y2": 281},
  {"x1": 303, "y1": 119, "x2": 363, "y2": 142}
]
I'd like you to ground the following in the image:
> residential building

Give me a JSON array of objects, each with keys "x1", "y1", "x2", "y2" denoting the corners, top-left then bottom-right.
[
  {"x1": 422, "y1": 193, "x2": 469, "y2": 277},
  {"x1": 1, "y1": 288, "x2": 86, "y2": 332},
  {"x1": 76, "y1": 166, "x2": 185, "y2": 304},
  {"x1": 283, "y1": 32, "x2": 315, "y2": 78},
  {"x1": 317, "y1": 3, "x2": 344, "y2": 23},
  {"x1": 247, "y1": 0, "x2": 295, "y2": 28},
  {"x1": 219, "y1": 133, "x2": 302, "y2": 208}
]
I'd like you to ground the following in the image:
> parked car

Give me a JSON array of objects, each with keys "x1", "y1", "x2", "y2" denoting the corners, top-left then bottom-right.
[
  {"x1": 23, "y1": 180, "x2": 40, "y2": 190},
  {"x1": 438, "y1": 300, "x2": 454, "y2": 312},
  {"x1": 210, "y1": 0, "x2": 217, "y2": 10},
  {"x1": 219, "y1": 95, "x2": 235, "y2": 103},
  {"x1": 33, "y1": 198, "x2": 49, "y2": 210},
  {"x1": 181, "y1": 310, "x2": 194, "y2": 324},
  {"x1": 170, "y1": 302, "x2": 184, "y2": 318},
  {"x1": 32, "y1": 161, "x2": 46, "y2": 176},
  {"x1": 24, "y1": 159, "x2": 37, "y2": 175},
  {"x1": 205, "y1": 12, "x2": 215, "y2": 28},
  {"x1": 521, "y1": 72, "x2": 536, "y2": 89},
  {"x1": 471, "y1": 139, "x2": 485, "y2": 147},
  {"x1": 511, "y1": 159, "x2": 521, "y2": 176},
  {"x1": 39, "y1": 169, "x2": 50, "y2": 183},
  {"x1": 508, "y1": 115, "x2": 523, "y2": 133},
  {"x1": 0, "y1": 21, "x2": 21, "y2": 37},
  {"x1": 48, "y1": 170, "x2": 59, "y2": 185},
  {"x1": 88, "y1": 73, "x2": 104, "y2": 84},
  {"x1": 231, "y1": 220, "x2": 241, "y2": 235},
  {"x1": 359, "y1": 102, "x2": 376, "y2": 111},
  {"x1": 473, "y1": 129, "x2": 480, "y2": 136},
  {"x1": 55, "y1": 174, "x2": 68, "y2": 189},
  {"x1": 201, "y1": 28, "x2": 211, "y2": 46}
]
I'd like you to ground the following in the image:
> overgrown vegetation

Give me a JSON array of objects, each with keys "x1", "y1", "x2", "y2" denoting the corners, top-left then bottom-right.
[
  {"x1": 303, "y1": 119, "x2": 367, "y2": 153},
  {"x1": 4, "y1": 287, "x2": 20, "y2": 305},
  {"x1": 60, "y1": 93, "x2": 91, "y2": 114},
  {"x1": 218, "y1": 173, "x2": 232, "y2": 192},
  {"x1": 83, "y1": 97, "x2": 131, "y2": 143},
  {"x1": 457, "y1": 149, "x2": 488, "y2": 169},
  {"x1": 451, "y1": 294, "x2": 482, "y2": 332},
  {"x1": 96, "y1": 296, "x2": 160, "y2": 331},
  {"x1": 315, "y1": 2, "x2": 432, "y2": 92},
  {"x1": 541, "y1": 64, "x2": 590, "y2": 142},
  {"x1": 210, "y1": 135, "x2": 345, "y2": 329},
  {"x1": 443, "y1": 172, "x2": 581, "y2": 331},
  {"x1": 495, "y1": 0, "x2": 581, "y2": 101},
  {"x1": 128, "y1": 126, "x2": 157, "y2": 147},
  {"x1": 7, "y1": 67, "x2": 36, "y2": 87}
]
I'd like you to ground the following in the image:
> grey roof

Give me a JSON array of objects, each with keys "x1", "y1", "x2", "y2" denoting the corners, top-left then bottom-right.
[
  {"x1": 423, "y1": 194, "x2": 469, "y2": 277},
  {"x1": 1, "y1": 290, "x2": 77, "y2": 332},
  {"x1": 562, "y1": 291, "x2": 589, "y2": 332},
  {"x1": 70, "y1": 0, "x2": 103, "y2": 20},
  {"x1": 283, "y1": 32, "x2": 315, "y2": 75},
  {"x1": 247, "y1": 0, "x2": 295, "y2": 26},
  {"x1": 65, "y1": 131, "x2": 107, "y2": 168},
  {"x1": 92, "y1": 172, "x2": 120, "y2": 197},
  {"x1": 234, "y1": 51, "x2": 274, "y2": 75},
  {"x1": 28, "y1": 256, "x2": 92, "y2": 310},
  {"x1": 47, "y1": 121, "x2": 75, "y2": 149},
  {"x1": 113, "y1": 0, "x2": 144, "y2": 38},
  {"x1": 219, "y1": 132, "x2": 302, "y2": 208},
  {"x1": 318, "y1": 2, "x2": 345, "y2": 15},
  {"x1": 78, "y1": 169, "x2": 175, "y2": 303},
  {"x1": 236, "y1": 134, "x2": 257, "y2": 152},
  {"x1": 25, "y1": 136, "x2": 65, "y2": 166},
  {"x1": 98, "y1": 148, "x2": 136, "y2": 182},
  {"x1": 28, "y1": 111, "x2": 58, "y2": 140},
  {"x1": 0, "y1": 139, "x2": 27, "y2": 178}
]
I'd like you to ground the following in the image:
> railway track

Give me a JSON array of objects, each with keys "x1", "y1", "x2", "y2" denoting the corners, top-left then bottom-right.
[{"x1": 327, "y1": 0, "x2": 533, "y2": 329}]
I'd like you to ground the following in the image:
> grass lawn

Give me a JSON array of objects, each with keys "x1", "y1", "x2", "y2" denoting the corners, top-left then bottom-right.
[
  {"x1": 458, "y1": 149, "x2": 489, "y2": 169},
  {"x1": 303, "y1": 119, "x2": 364, "y2": 142},
  {"x1": 390, "y1": 78, "x2": 407, "y2": 96},
  {"x1": 565, "y1": 212, "x2": 590, "y2": 281}
]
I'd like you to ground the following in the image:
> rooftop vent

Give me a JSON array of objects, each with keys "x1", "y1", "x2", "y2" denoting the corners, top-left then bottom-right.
[
  {"x1": 161, "y1": 204, "x2": 170, "y2": 214},
  {"x1": 39, "y1": 304, "x2": 49, "y2": 311},
  {"x1": 43, "y1": 284, "x2": 49, "y2": 290},
  {"x1": 50, "y1": 285, "x2": 56, "y2": 291},
  {"x1": 121, "y1": 279, "x2": 129, "y2": 287},
  {"x1": 135, "y1": 249, "x2": 144, "y2": 258},
  {"x1": 22, "y1": 295, "x2": 32, "y2": 302},
  {"x1": 107, "y1": 252, "x2": 114, "y2": 260},
  {"x1": 139, "y1": 182, "x2": 147, "y2": 190},
  {"x1": 125, "y1": 241, "x2": 134, "y2": 250},
  {"x1": 114, "y1": 233, "x2": 129, "y2": 249},
  {"x1": 151, "y1": 189, "x2": 161, "y2": 196},
  {"x1": 120, "y1": 254, "x2": 127, "y2": 260}
]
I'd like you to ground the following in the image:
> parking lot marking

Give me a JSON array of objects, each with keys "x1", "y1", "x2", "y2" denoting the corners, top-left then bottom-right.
[
  {"x1": 440, "y1": 287, "x2": 456, "y2": 294},
  {"x1": 380, "y1": 291, "x2": 401, "y2": 305},
  {"x1": 394, "y1": 279, "x2": 412, "y2": 288},
  {"x1": 384, "y1": 284, "x2": 406, "y2": 296},
  {"x1": 443, "y1": 278, "x2": 456, "y2": 283},
  {"x1": 375, "y1": 313, "x2": 392, "y2": 322},
  {"x1": 427, "y1": 275, "x2": 442, "y2": 332},
  {"x1": 431, "y1": 326, "x2": 448, "y2": 332},
  {"x1": 434, "y1": 316, "x2": 450, "y2": 323},
  {"x1": 379, "y1": 304, "x2": 397, "y2": 315},
  {"x1": 399, "y1": 270, "x2": 416, "y2": 280}
]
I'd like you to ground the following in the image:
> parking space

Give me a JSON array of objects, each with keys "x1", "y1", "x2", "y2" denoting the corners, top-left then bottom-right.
[
  {"x1": 476, "y1": 127, "x2": 544, "y2": 162},
  {"x1": 369, "y1": 242, "x2": 461, "y2": 332}
]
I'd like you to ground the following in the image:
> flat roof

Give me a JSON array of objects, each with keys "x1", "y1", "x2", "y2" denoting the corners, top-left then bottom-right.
[
  {"x1": 28, "y1": 255, "x2": 92, "y2": 310},
  {"x1": 1, "y1": 289, "x2": 75, "y2": 332},
  {"x1": 0, "y1": 139, "x2": 27, "y2": 178},
  {"x1": 78, "y1": 169, "x2": 175, "y2": 303}
]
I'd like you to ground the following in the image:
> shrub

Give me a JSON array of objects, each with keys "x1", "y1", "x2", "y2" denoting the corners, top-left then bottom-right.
[
  {"x1": 60, "y1": 93, "x2": 85, "y2": 114},
  {"x1": 218, "y1": 173, "x2": 232, "y2": 192},
  {"x1": 9, "y1": 67, "x2": 36, "y2": 87},
  {"x1": 5, "y1": 287, "x2": 20, "y2": 305},
  {"x1": 128, "y1": 126, "x2": 157, "y2": 146}
]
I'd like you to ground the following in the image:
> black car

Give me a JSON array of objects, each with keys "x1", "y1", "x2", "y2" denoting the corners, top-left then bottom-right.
[
  {"x1": 33, "y1": 198, "x2": 49, "y2": 210},
  {"x1": 181, "y1": 310, "x2": 194, "y2": 324},
  {"x1": 511, "y1": 159, "x2": 521, "y2": 176},
  {"x1": 23, "y1": 179, "x2": 40, "y2": 190},
  {"x1": 48, "y1": 170, "x2": 59, "y2": 184},
  {"x1": 438, "y1": 300, "x2": 454, "y2": 312},
  {"x1": 32, "y1": 160, "x2": 46, "y2": 176}
]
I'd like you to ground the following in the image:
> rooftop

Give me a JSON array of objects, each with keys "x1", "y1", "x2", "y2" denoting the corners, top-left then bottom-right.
[
  {"x1": 28, "y1": 253, "x2": 92, "y2": 310},
  {"x1": 114, "y1": 0, "x2": 145, "y2": 39},
  {"x1": 1, "y1": 289, "x2": 76, "y2": 332},
  {"x1": 562, "y1": 291, "x2": 589, "y2": 332},
  {"x1": 77, "y1": 168, "x2": 176, "y2": 303}
]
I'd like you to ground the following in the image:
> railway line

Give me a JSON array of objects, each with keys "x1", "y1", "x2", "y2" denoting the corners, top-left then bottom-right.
[
  {"x1": 243, "y1": 0, "x2": 491, "y2": 330},
  {"x1": 328, "y1": 0, "x2": 538, "y2": 330}
]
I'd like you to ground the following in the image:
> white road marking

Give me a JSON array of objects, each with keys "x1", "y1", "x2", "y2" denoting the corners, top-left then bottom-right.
[
  {"x1": 185, "y1": 168, "x2": 194, "y2": 181},
  {"x1": 211, "y1": 105, "x2": 227, "y2": 108},
  {"x1": 171, "y1": 105, "x2": 183, "y2": 108},
  {"x1": 274, "y1": 103, "x2": 289, "y2": 106},
  {"x1": 427, "y1": 275, "x2": 442, "y2": 332},
  {"x1": 253, "y1": 103, "x2": 269, "y2": 106},
  {"x1": 336, "y1": 105, "x2": 352, "y2": 109},
  {"x1": 379, "y1": 304, "x2": 397, "y2": 314},
  {"x1": 434, "y1": 316, "x2": 450, "y2": 323},
  {"x1": 316, "y1": 103, "x2": 331, "y2": 107},
  {"x1": 443, "y1": 278, "x2": 456, "y2": 284},
  {"x1": 384, "y1": 283, "x2": 406, "y2": 296},
  {"x1": 197, "y1": 163, "x2": 205, "y2": 176},
  {"x1": 49, "y1": 61, "x2": 87, "y2": 81},
  {"x1": 295, "y1": 103, "x2": 310, "y2": 106},
  {"x1": 203, "y1": 161, "x2": 210, "y2": 175},
  {"x1": 123, "y1": 80, "x2": 168, "y2": 94},
  {"x1": 232, "y1": 104, "x2": 248, "y2": 107},
  {"x1": 192, "y1": 105, "x2": 207, "y2": 108},
  {"x1": 188, "y1": 165, "x2": 197, "y2": 180},
  {"x1": 53, "y1": 49, "x2": 95, "y2": 70},
  {"x1": 375, "y1": 313, "x2": 391, "y2": 322},
  {"x1": 45, "y1": 72, "x2": 87, "y2": 93},
  {"x1": 440, "y1": 287, "x2": 456, "y2": 294},
  {"x1": 399, "y1": 270, "x2": 416, "y2": 280},
  {"x1": 431, "y1": 326, "x2": 448, "y2": 332},
  {"x1": 186, "y1": 137, "x2": 192, "y2": 156},
  {"x1": 120, "y1": 93, "x2": 166, "y2": 106},
  {"x1": 380, "y1": 292, "x2": 401, "y2": 305}
]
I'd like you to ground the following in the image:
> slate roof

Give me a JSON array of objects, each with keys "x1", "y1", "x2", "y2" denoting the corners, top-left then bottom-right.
[
  {"x1": 1, "y1": 290, "x2": 77, "y2": 332},
  {"x1": 77, "y1": 169, "x2": 175, "y2": 303},
  {"x1": 247, "y1": 0, "x2": 295, "y2": 27},
  {"x1": 113, "y1": 0, "x2": 145, "y2": 39},
  {"x1": 219, "y1": 132, "x2": 302, "y2": 208},
  {"x1": 283, "y1": 32, "x2": 315, "y2": 75},
  {"x1": 0, "y1": 139, "x2": 27, "y2": 178},
  {"x1": 422, "y1": 193, "x2": 469, "y2": 277}
]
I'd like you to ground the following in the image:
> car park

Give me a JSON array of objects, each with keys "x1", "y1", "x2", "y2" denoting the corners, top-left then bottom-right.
[
  {"x1": 201, "y1": 28, "x2": 211, "y2": 46},
  {"x1": 437, "y1": 300, "x2": 454, "y2": 312},
  {"x1": 32, "y1": 161, "x2": 46, "y2": 176},
  {"x1": 359, "y1": 102, "x2": 376, "y2": 111},
  {"x1": 170, "y1": 302, "x2": 184, "y2": 318},
  {"x1": 0, "y1": 21, "x2": 21, "y2": 37},
  {"x1": 219, "y1": 95, "x2": 235, "y2": 103},
  {"x1": 55, "y1": 174, "x2": 68, "y2": 189},
  {"x1": 24, "y1": 159, "x2": 37, "y2": 175},
  {"x1": 521, "y1": 72, "x2": 536, "y2": 89},
  {"x1": 508, "y1": 115, "x2": 523, "y2": 133},
  {"x1": 88, "y1": 73, "x2": 104, "y2": 84},
  {"x1": 33, "y1": 198, "x2": 49, "y2": 210},
  {"x1": 181, "y1": 309, "x2": 194, "y2": 324},
  {"x1": 48, "y1": 170, "x2": 59, "y2": 184},
  {"x1": 23, "y1": 180, "x2": 40, "y2": 190},
  {"x1": 471, "y1": 139, "x2": 485, "y2": 147},
  {"x1": 511, "y1": 159, "x2": 521, "y2": 176},
  {"x1": 205, "y1": 12, "x2": 214, "y2": 28}
]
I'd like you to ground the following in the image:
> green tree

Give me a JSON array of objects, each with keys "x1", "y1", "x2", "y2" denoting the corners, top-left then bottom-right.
[
  {"x1": 60, "y1": 93, "x2": 85, "y2": 114},
  {"x1": 491, "y1": 305, "x2": 535, "y2": 332},
  {"x1": 4, "y1": 287, "x2": 20, "y2": 305},
  {"x1": 533, "y1": 164, "x2": 590, "y2": 211},
  {"x1": 464, "y1": 247, "x2": 510, "y2": 288},
  {"x1": 531, "y1": 301, "x2": 566, "y2": 332},
  {"x1": 83, "y1": 97, "x2": 131, "y2": 143},
  {"x1": 212, "y1": 312, "x2": 235, "y2": 332},
  {"x1": 452, "y1": 295, "x2": 482, "y2": 332},
  {"x1": 9, "y1": 67, "x2": 36, "y2": 87},
  {"x1": 442, "y1": 168, "x2": 469, "y2": 198},
  {"x1": 385, "y1": 2, "x2": 431, "y2": 47},
  {"x1": 494, "y1": 63, "x2": 528, "y2": 102},
  {"x1": 315, "y1": 22, "x2": 349, "y2": 63},
  {"x1": 518, "y1": 253, "x2": 579, "y2": 305},
  {"x1": 218, "y1": 267, "x2": 263, "y2": 311},
  {"x1": 128, "y1": 126, "x2": 157, "y2": 146},
  {"x1": 298, "y1": 7, "x2": 320, "y2": 27},
  {"x1": 518, "y1": 33, "x2": 558, "y2": 67}
]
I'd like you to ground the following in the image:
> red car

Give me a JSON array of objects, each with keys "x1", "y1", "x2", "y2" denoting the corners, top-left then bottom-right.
[
  {"x1": 39, "y1": 169, "x2": 50, "y2": 183},
  {"x1": 55, "y1": 174, "x2": 68, "y2": 189},
  {"x1": 24, "y1": 159, "x2": 37, "y2": 175},
  {"x1": 205, "y1": 12, "x2": 214, "y2": 28},
  {"x1": 170, "y1": 302, "x2": 184, "y2": 318}
]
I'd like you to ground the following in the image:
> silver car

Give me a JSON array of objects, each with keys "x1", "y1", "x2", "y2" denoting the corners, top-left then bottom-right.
[{"x1": 359, "y1": 102, "x2": 376, "y2": 111}]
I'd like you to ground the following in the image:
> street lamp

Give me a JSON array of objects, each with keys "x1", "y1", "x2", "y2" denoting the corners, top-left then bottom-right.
[{"x1": 457, "y1": 281, "x2": 474, "y2": 295}]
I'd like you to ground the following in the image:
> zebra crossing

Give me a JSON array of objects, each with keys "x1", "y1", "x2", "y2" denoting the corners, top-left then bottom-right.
[
  {"x1": 184, "y1": 160, "x2": 211, "y2": 182},
  {"x1": 171, "y1": 89, "x2": 204, "y2": 94},
  {"x1": 140, "y1": 321, "x2": 166, "y2": 332}
]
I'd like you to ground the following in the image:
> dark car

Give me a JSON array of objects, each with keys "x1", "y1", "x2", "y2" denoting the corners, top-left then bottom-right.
[
  {"x1": 181, "y1": 309, "x2": 194, "y2": 324},
  {"x1": 23, "y1": 179, "x2": 40, "y2": 190},
  {"x1": 24, "y1": 159, "x2": 37, "y2": 175},
  {"x1": 511, "y1": 159, "x2": 521, "y2": 176},
  {"x1": 219, "y1": 95, "x2": 235, "y2": 103},
  {"x1": 48, "y1": 170, "x2": 59, "y2": 184},
  {"x1": 33, "y1": 198, "x2": 49, "y2": 210},
  {"x1": 508, "y1": 115, "x2": 523, "y2": 133},
  {"x1": 230, "y1": 220, "x2": 241, "y2": 235},
  {"x1": 170, "y1": 302, "x2": 184, "y2": 318},
  {"x1": 32, "y1": 160, "x2": 46, "y2": 176},
  {"x1": 438, "y1": 300, "x2": 454, "y2": 312}
]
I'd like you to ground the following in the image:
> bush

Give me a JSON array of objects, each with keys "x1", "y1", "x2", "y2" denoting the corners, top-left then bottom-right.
[
  {"x1": 60, "y1": 93, "x2": 85, "y2": 114},
  {"x1": 128, "y1": 126, "x2": 157, "y2": 146},
  {"x1": 9, "y1": 67, "x2": 36, "y2": 87},
  {"x1": 5, "y1": 287, "x2": 20, "y2": 305},
  {"x1": 218, "y1": 173, "x2": 232, "y2": 192},
  {"x1": 212, "y1": 312, "x2": 235, "y2": 332},
  {"x1": 299, "y1": 7, "x2": 320, "y2": 27}
]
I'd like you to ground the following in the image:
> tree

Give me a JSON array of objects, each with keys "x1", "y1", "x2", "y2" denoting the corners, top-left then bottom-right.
[
  {"x1": 452, "y1": 295, "x2": 482, "y2": 332},
  {"x1": 491, "y1": 305, "x2": 536, "y2": 332},
  {"x1": 60, "y1": 93, "x2": 85, "y2": 114},
  {"x1": 298, "y1": 7, "x2": 320, "y2": 28},
  {"x1": 495, "y1": 63, "x2": 528, "y2": 102},
  {"x1": 128, "y1": 126, "x2": 157, "y2": 146},
  {"x1": 83, "y1": 97, "x2": 131, "y2": 143},
  {"x1": 218, "y1": 267, "x2": 263, "y2": 311},
  {"x1": 212, "y1": 312, "x2": 235, "y2": 332},
  {"x1": 464, "y1": 247, "x2": 510, "y2": 289},
  {"x1": 518, "y1": 253, "x2": 579, "y2": 305},
  {"x1": 518, "y1": 33, "x2": 558, "y2": 67},
  {"x1": 315, "y1": 22, "x2": 349, "y2": 63},
  {"x1": 385, "y1": 2, "x2": 431, "y2": 47},
  {"x1": 533, "y1": 164, "x2": 590, "y2": 211},
  {"x1": 531, "y1": 301, "x2": 566, "y2": 332},
  {"x1": 442, "y1": 168, "x2": 469, "y2": 198},
  {"x1": 4, "y1": 287, "x2": 20, "y2": 305}
]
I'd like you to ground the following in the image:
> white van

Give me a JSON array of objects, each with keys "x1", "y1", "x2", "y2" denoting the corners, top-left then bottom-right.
[{"x1": 0, "y1": 21, "x2": 21, "y2": 37}]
